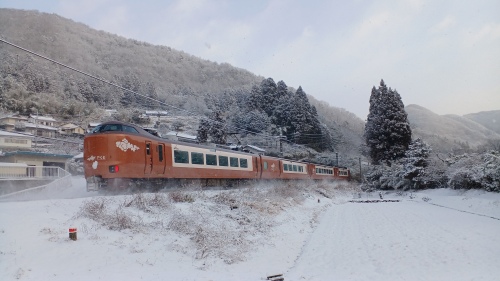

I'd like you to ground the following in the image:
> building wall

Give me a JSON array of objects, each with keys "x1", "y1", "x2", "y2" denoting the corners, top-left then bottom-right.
[
  {"x1": 0, "y1": 136, "x2": 32, "y2": 149},
  {"x1": 1, "y1": 154, "x2": 69, "y2": 170}
]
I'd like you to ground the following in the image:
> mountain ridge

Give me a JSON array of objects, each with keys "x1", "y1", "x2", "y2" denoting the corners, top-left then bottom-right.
[{"x1": 405, "y1": 104, "x2": 500, "y2": 153}]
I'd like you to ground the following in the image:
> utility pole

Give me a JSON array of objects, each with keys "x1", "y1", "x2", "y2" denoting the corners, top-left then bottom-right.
[
  {"x1": 279, "y1": 127, "x2": 284, "y2": 157},
  {"x1": 359, "y1": 157, "x2": 362, "y2": 182},
  {"x1": 34, "y1": 109, "x2": 38, "y2": 149}
]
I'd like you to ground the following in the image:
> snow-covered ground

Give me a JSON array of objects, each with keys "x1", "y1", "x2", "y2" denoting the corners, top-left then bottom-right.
[{"x1": 1, "y1": 177, "x2": 499, "y2": 281}]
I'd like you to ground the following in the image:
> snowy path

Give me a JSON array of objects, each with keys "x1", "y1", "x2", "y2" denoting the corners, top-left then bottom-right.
[{"x1": 286, "y1": 200, "x2": 500, "y2": 281}]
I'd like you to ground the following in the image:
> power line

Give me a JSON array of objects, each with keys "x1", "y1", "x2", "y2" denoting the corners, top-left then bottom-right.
[{"x1": 0, "y1": 38, "x2": 319, "y2": 151}]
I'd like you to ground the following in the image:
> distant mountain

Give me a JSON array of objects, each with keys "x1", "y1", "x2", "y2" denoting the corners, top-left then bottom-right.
[
  {"x1": 464, "y1": 110, "x2": 500, "y2": 135},
  {"x1": 405, "y1": 104, "x2": 500, "y2": 153}
]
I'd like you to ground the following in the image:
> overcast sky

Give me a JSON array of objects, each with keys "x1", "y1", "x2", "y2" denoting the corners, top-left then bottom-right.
[{"x1": 1, "y1": 0, "x2": 499, "y2": 119}]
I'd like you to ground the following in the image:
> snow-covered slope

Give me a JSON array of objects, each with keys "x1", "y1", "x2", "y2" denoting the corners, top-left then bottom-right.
[
  {"x1": 464, "y1": 110, "x2": 500, "y2": 134},
  {"x1": 1, "y1": 177, "x2": 500, "y2": 280},
  {"x1": 406, "y1": 104, "x2": 500, "y2": 152}
]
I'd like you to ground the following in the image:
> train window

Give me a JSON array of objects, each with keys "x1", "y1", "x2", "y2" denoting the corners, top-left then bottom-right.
[
  {"x1": 123, "y1": 125, "x2": 139, "y2": 134},
  {"x1": 146, "y1": 143, "x2": 151, "y2": 155},
  {"x1": 191, "y1": 152, "x2": 204, "y2": 165},
  {"x1": 206, "y1": 154, "x2": 217, "y2": 166},
  {"x1": 263, "y1": 161, "x2": 268, "y2": 170},
  {"x1": 90, "y1": 125, "x2": 103, "y2": 133},
  {"x1": 99, "y1": 124, "x2": 121, "y2": 132},
  {"x1": 299, "y1": 166, "x2": 303, "y2": 172},
  {"x1": 293, "y1": 165, "x2": 297, "y2": 172},
  {"x1": 174, "y1": 150, "x2": 189, "y2": 163},
  {"x1": 284, "y1": 164, "x2": 289, "y2": 171},
  {"x1": 219, "y1": 156, "x2": 228, "y2": 166},
  {"x1": 158, "y1": 145, "x2": 163, "y2": 162},
  {"x1": 230, "y1": 157, "x2": 239, "y2": 167},
  {"x1": 240, "y1": 158, "x2": 248, "y2": 168}
]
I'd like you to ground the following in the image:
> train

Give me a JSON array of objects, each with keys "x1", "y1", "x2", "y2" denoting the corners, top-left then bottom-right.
[{"x1": 83, "y1": 121, "x2": 350, "y2": 191}]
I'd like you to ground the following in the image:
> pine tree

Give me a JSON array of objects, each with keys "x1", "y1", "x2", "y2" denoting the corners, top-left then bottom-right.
[{"x1": 365, "y1": 79, "x2": 412, "y2": 164}]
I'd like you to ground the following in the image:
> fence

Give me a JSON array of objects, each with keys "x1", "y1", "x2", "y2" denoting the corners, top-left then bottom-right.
[
  {"x1": 0, "y1": 164, "x2": 72, "y2": 200},
  {"x1": 0, "y1": 164, "x2": 71, "y2": 180}
]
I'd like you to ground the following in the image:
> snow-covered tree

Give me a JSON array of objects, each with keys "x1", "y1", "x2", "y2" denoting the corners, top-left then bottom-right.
[
  {"x1": 260, "y1": 78, "x2": 278, "y2": 116},
  {"x1": 365, "y1": 80, "x2": 412, "y2": 165},
  {"x1": 197, "y1": 118, "x2": 210, "y2": 143},
  {"x1": 209, "y1": 110, "x2": 227, "y2": 144},
  {"x1": 401, "y1": 138, "x2": 432, "y2": 189},
  {"x1": 446, "y1": 151, "x2": 500, "y2": 192},
  {"x1": 230, "y1": 109, "x2": 270, "y2": 136}
]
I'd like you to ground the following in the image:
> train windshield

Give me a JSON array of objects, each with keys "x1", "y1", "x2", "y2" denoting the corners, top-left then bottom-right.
[{"x1": 90, "y1": 124, "x2": 139, "y2": 134}]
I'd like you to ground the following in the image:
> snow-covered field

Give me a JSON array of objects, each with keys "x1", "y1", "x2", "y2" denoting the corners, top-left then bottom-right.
[{"x1": 1, "y1": 177, "x2": 499, "y2": 281}]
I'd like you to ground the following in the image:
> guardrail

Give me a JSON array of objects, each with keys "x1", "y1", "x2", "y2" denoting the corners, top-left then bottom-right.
[{"x1": 0, "y1": 165, "x2": 71, "y2": 180}]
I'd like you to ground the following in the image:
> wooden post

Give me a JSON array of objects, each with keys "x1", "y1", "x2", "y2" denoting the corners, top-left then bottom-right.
[{"x1": 69, "y1": 227, "x2": 77, "y2": 241}]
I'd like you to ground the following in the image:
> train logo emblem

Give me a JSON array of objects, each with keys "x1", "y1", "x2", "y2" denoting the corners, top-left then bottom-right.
[
  {"x1": 271, "y1": 163, "x2": 276, "y2": 171},
  {"x1": 116, "y1": 138, "x2": 140, "y2": 152}
]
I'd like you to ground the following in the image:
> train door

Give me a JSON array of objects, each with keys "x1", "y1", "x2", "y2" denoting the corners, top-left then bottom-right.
[
  {"x1": 145, "y1": 141, "x2": 153, "y2": 174},
  {"x1": 255, "y1": 156, "x2": 261, "y2": 179},
  {"x1": 153, "y1": 143, "x2": 166, "y2": 174}
]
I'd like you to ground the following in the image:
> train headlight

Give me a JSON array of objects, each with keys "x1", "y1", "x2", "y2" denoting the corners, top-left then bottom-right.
[{"x1": 109, "y1": 165, "x2": 119, "y2": 173}]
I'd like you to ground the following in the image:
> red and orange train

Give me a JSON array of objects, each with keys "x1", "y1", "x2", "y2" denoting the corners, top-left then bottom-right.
[{"x1": 83, "y1": 121, "x2": 350, "y2": 191}]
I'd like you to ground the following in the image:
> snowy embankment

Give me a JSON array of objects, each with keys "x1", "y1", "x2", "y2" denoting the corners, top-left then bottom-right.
[{"x1": 1, "y1": 177, "x2": 499, "y2": 281}]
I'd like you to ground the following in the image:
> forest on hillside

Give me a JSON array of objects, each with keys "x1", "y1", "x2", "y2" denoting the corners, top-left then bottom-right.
[{"x1": 0, "y1": 9, "x2": 365, "y2": 168}]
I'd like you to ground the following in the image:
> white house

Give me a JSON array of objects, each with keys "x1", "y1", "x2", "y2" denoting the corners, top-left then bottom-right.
[{"x1": 0, "y1": 130, "x2": 33, "y2": 150}]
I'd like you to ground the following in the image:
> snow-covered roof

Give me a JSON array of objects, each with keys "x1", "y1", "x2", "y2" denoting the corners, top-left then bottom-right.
[
  {"x1": 23, "y1": 122, "x2": 58, "y2": 131},
  {"x1": 60, "y1": 123, "x2": 82, "y2": 129},
  {"x1": 244, "y1": 144, "x2": 266, "y2": 152},
  {"x1": 145, "y1": 110, "x2": 168, "y2": 116},
  {"x1": 88, "y1": 122, "x2": 100, "y2": 127},
  {"x1": 30, "y1": 115, "x2": 56, "y2": 122},
  {"x1": 0, "y1": 115, "x2": 28, "y2": 121},
  {"x1": 73, "y1": 152, "x2": 83, "y2": 159},
  {"x1": 0, "y1": 130, "x2": 34, "y2": 138},
  {"x1": 165, "y1": 131, "x2": 197, "y2": 140}
]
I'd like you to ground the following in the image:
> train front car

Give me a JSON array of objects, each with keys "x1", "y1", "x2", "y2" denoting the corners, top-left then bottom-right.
[{"x1": 84, "y1": 121, "x2": 148, "y2": 191}]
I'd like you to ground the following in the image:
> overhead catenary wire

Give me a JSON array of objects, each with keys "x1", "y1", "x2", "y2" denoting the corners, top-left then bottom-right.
[{"x1": 0, "y1": 38, "x2": 323, "y2": 151}]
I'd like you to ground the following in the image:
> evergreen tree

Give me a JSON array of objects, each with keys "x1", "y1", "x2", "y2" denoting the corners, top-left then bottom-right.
[
  {"x1": 402, "y1": 138, "x2": 432, "y2": 189},
  {"x1": 209, "y1": 110, "x2": 227, "y2": 144},
  {"x1": 231, "y1": 109, "x2": 270, "y2": 136},
  {"x1": 248, "y1": 85, "x2": 262, "y2": 111},
  {"x1": 288, "y1": 86, "x2": 324, "y2": 149},
  {"x1": 197, "y1": 118, "x2": 210, "y2": 143},
  {"x1": 271, "y1": 92, "x2": 293, "y2": 130},
  {"x1": 275, "y1": 80, "x2": 289, "y2": 101},
  {"x1": 365, "y1": 79, "x2": 412, "y2": 164},
  {"x1": 260, "y1": 78, "x2": 277, "y2": 116}
]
